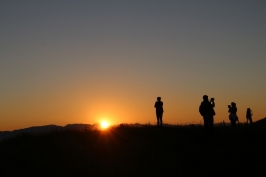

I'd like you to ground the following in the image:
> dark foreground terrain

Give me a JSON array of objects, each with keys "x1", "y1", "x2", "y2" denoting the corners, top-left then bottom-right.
[{"x1": 0, "y1": 124, "x2": 265, "y2": 177}]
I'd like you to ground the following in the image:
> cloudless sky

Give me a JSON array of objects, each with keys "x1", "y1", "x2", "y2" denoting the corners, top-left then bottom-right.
[{"x1": 1, "y1": 0, "x2": 266, "y2": 130}]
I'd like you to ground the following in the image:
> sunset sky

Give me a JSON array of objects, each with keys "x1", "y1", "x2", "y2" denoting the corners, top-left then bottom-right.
[{"x1": 1, "y1": 1, "x2": 265, "y2": 131}]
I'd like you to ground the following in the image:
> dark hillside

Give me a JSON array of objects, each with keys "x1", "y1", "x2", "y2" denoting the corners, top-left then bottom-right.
[
  {"x1": 254, "y1": 117, "x2": 266, "y2": 126},
  {"x1": 0, "y1": 125, "x2": 265, "y2": 177}
]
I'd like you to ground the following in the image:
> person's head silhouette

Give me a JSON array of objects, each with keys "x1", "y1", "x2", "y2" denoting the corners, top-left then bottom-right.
[
  {"x1": 231, "y1": 102, "x2": 236, "y2": 107},
  {"x1": 203, "y1": 95, "x2": 208, "y2": 101},
  {"x1": 157, "y1": 97, "x2": 161, "y2": 101}
]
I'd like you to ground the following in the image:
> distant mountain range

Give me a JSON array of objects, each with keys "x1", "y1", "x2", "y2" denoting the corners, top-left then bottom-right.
[
  {"x1": 0, "y1": 123, "x2": 100, "y2": 142},
  {"x1": 1, "y1": 117, "x2": 265, "y2": 142}
]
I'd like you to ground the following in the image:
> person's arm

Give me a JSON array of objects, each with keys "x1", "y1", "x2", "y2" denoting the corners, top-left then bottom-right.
[{"x1": 199, "y1": 103, "x2": 204, "y2": 116}]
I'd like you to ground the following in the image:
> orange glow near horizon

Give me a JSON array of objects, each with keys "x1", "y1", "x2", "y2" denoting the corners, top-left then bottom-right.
[{"x1": 1, "y1": 92, "x2": 266, "y2": 131}]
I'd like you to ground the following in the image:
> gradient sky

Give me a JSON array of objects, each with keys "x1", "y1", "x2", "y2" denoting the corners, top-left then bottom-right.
[{"x1": 1, "y1": 0, "x2": 265, "y2": 131}]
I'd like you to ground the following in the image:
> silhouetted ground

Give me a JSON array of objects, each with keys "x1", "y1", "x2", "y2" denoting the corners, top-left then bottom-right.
[
  {"x1": 254, "y1": 117, "x2": 266, "y2": 126},
  {"x1": 0, "y1": 124, "x2": 265, "y2": 177}
]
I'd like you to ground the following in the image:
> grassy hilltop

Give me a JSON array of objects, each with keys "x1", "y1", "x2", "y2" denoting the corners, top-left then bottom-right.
[{"x1": 0, "y1": 124, "x2": 265, "y2": 177}]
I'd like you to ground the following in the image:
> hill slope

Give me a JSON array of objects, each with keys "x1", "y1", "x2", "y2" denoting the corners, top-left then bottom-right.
[{"x1": 254, "y1": 117, "x2": 266, "y2": 125}]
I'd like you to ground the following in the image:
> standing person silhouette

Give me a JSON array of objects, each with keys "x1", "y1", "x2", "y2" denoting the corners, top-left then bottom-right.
[
  {"x1": 154, "y1": 97, "x2": 164, "y2": 127},
  {"x1": 199, "y1": 95, "x2": 215, "y2": 133},
  {"x1": 228, "y1": 102, "x2": 238, "y2": 127},
  {"x1": 246, "y1": 108, "x2": 253, "y2": 124}
]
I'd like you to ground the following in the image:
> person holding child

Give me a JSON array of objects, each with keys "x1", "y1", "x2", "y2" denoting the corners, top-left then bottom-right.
[{"x1": 228, "y1": 102, "x2": 238, "y2": 127}]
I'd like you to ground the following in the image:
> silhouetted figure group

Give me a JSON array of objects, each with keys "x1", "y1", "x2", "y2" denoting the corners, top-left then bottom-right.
[
  {"x1": 154, "y1": 97, "x2": 164, "y2": 127},
  {"x1": 154, "y1": 95, "x2": 254, "y2": 130}
]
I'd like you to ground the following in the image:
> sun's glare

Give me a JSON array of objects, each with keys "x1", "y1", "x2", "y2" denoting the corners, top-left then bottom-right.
[{"x1": 100, "y1": 121, "x2": 109, "y2": 129}]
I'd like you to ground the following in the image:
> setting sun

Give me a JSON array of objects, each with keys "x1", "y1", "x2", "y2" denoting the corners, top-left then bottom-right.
[{"x1": 100, "y1": 121, "x2": 109, "y2": 129}]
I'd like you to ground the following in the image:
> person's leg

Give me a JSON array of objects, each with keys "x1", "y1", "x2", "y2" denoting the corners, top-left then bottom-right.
[
  {"x1": 230, "y1": 120, "x2": 234, "y2": 126},
  {"x1": 160, "y1": 113, "x2": 163, "y2": 126},
  {"x1": 156, "y1": 113, "x2": 160, "y2": 126},
  {"x1": 203, "y1": 116, "x2": 208, "y2": 133},
  {"x1": 209, "y1": 117, "x2": 214, "y2": 133},
  {"x1": 158, "y1": 117, "x2": 161, "y2": 126}
]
